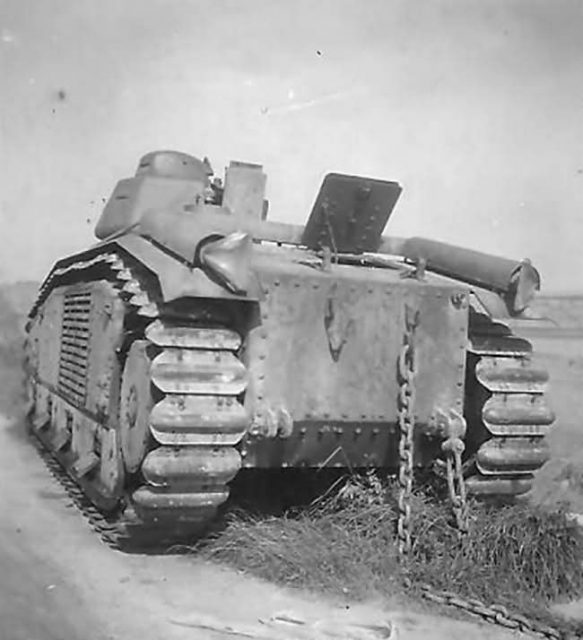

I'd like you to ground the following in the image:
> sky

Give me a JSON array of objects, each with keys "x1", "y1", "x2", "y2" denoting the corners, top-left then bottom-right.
[{"x1": 1, "y1": 0, "x2": 582, "y2": 292}]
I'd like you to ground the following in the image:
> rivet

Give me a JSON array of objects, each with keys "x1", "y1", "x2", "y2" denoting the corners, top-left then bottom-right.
[
  {"x1": 372, "y1": 427, "x2": 380, "y2": 436},
  {"x1": 361, "y1": 413, "x2": 367, "y2": 420},
  {"x1": 240, "y1": 450, "x2": 247, "y2": 458},
  {"x1": 354, "y1": 427, "x2": 362, "y2": 436},
  {"x1": 273, "y1": 279, "x2": 280, "y2": 286}
]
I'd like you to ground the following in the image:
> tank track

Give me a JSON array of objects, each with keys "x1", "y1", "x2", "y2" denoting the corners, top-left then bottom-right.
[
  {"x1": 464, "y1": 311, "x2": 555, "y2": 497},
  {"x1": 25, "y1": 248, "x2": 249, "y2": 549},
  {"x1": 29, "y1": 431, "x2": 128, "y2": 550}
]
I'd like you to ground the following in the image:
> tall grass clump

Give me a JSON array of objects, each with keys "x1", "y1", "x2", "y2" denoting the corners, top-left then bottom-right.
[
  {"x1": 407, "y1": 492, "x2": 583, "y2": 620},
  {"x1": 202, "y1": 473, "x2": 401, "y2": 599}
]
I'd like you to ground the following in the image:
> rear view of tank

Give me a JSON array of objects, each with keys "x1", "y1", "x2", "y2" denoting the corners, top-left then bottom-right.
[{"x1": 24, "y1": 149, "x2": 554, "y2": 545}]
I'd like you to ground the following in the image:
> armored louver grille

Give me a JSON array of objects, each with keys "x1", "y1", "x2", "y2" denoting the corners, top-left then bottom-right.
[{"x1": 58, "y1": 291, "x2": 91, "y2": 404}]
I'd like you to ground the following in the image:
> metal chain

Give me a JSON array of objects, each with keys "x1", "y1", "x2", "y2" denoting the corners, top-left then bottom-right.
[
  {"x1": 441, "y1": 413, "x2": 469, "y2": 535},
  {"x1": 397, "y1": 304, "x2": 419, "y2": 557},
  {"x1": 419, "y1": 584, "x2": 566, "y2": 639}
]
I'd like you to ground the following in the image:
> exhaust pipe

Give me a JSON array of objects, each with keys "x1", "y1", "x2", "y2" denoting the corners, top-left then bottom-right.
[{"x1": 400, "y1": 237, "x2": 540, "y2": 315}]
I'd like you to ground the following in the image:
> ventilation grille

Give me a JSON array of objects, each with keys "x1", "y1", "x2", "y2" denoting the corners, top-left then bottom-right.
[{"x1": 58, "y1": 291, "x2": 91, "y2": 404}]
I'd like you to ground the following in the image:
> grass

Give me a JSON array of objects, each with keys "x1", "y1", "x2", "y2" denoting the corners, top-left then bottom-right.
[
  {"x1": 406, "y1": 493, "x2": 583, "y2": 620},
  {"x1": 202, "y1": 474, "x2": 401, "y2": 600},
  {"x1": 202, "y1": 472, "x2": 583, "y2": 635}
]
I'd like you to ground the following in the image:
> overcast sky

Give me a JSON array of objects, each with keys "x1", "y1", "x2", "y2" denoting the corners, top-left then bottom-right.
[{"x1": 1, "y1": 0, "x2": 582, "y2": 292}]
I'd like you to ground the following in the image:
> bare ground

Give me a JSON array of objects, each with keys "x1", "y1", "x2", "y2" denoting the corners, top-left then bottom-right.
[{"x1": 1, "y1": 283, "x2": 581, "y2": 639}]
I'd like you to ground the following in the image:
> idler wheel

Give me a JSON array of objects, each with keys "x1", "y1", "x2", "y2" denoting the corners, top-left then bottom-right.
[{"x1": 119, "y1": 341, "x2": 155, "y2": 473}]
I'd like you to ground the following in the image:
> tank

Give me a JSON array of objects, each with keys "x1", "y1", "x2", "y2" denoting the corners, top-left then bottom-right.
[{"x1": 23, "y1": 150, "x2": 555, "y2": 543}]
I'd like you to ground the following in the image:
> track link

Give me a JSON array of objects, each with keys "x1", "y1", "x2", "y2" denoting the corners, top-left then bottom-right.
[{"x1": 464, "y1": 312, "x2": 555, "y2": 496}]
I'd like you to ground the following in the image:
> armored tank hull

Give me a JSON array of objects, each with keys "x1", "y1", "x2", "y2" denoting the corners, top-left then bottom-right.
[{"x1": 24, "y1": 151, "x2": 555, "y2": 545}]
